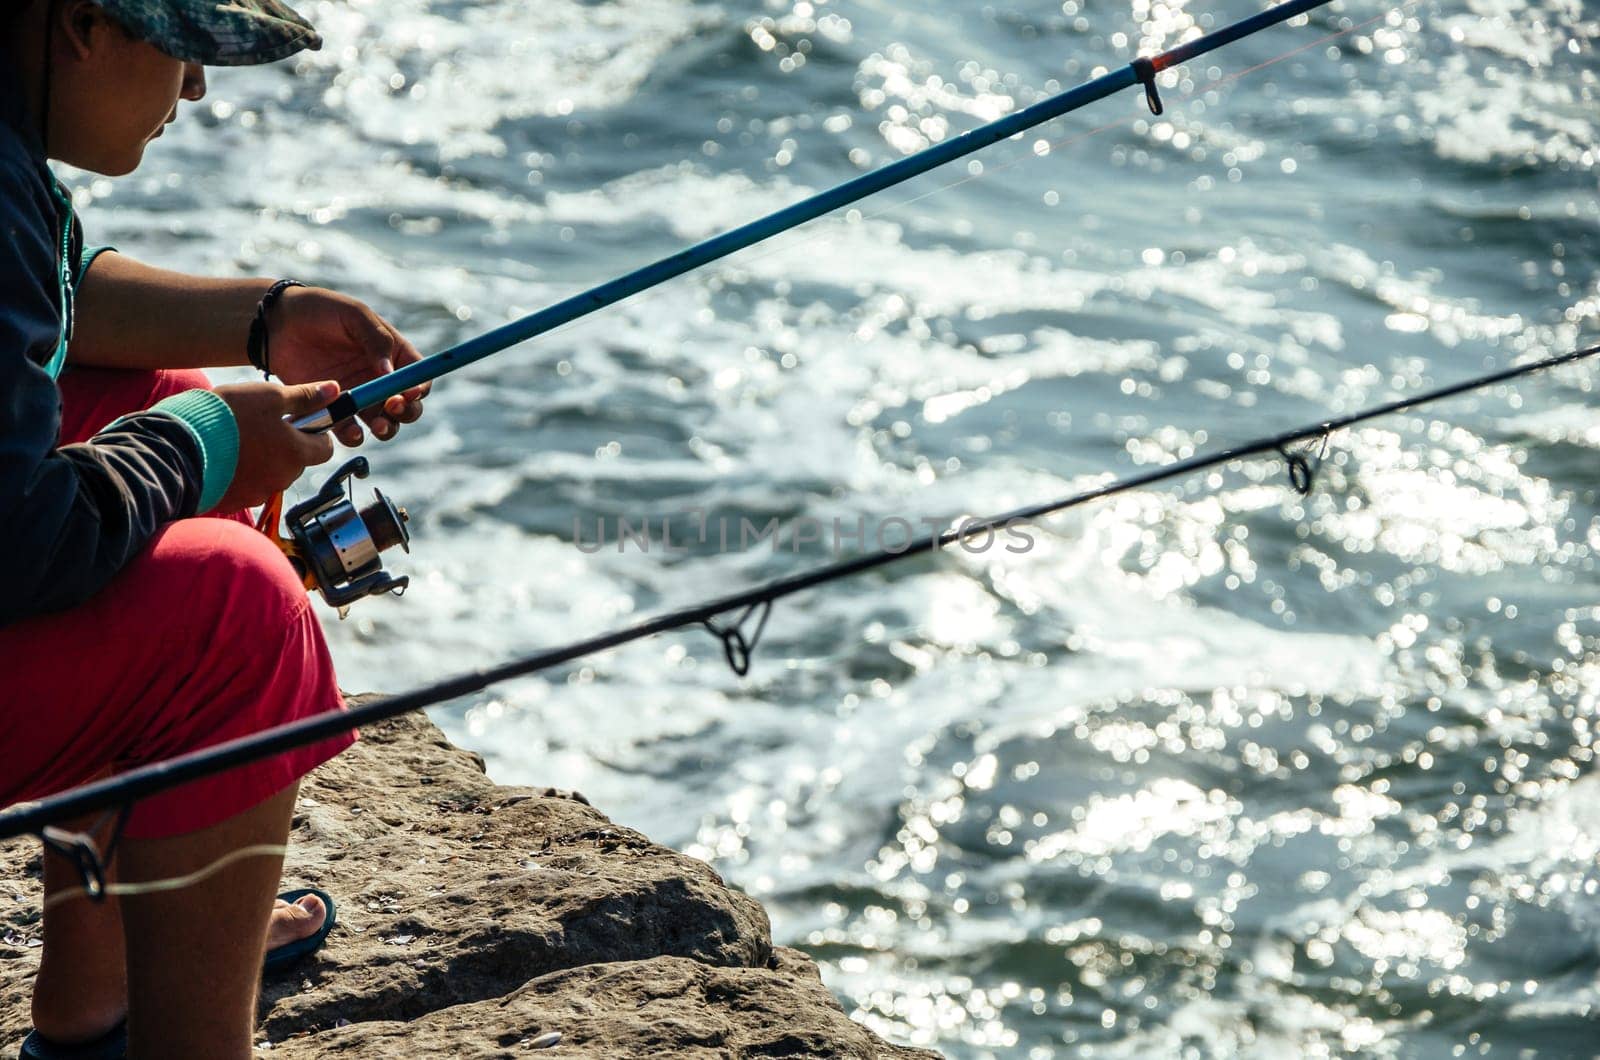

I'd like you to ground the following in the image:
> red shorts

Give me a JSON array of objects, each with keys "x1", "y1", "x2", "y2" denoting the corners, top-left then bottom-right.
[{"x1": 0, "y1": 367, "x2": 355, "y2": 840}]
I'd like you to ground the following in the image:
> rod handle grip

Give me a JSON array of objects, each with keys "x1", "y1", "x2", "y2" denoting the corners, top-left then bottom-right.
[{"x1": 291, "y1": 392, "x2": 359, "y2": 433}]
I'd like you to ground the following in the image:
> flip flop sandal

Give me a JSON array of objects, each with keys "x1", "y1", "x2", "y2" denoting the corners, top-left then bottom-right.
[
  {"x1": 262, "y1": 887, "x2": 337, "y2": 975},
  {"x1": 18, "y1": 888, "x2": 337, "y2": 1058}
]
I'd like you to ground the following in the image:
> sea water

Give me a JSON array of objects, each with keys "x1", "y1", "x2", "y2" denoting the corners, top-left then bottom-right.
[{"x1": 74, "y1": 0, "x2": 1600, "y2": 1055}]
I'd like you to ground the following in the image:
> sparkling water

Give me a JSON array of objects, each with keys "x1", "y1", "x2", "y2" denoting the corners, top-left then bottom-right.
[{"x1": 74, "y1": 1, "x2": 1600, "y2": 1055}]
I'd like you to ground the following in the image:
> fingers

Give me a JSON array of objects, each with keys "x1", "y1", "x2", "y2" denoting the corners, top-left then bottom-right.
[
  {"x1": 319, "y1": 300, "x2": 430, "y2": 443},
  {"x1": 214, "y1": 381, "x2": 345, "y2": 510},
  {"x1": 383, "y1": 391, "x2": 425, "y2": 425},
  {"x1": 350, "y1": 317, "x2": 423, "y2": 441},
  {"x1": 334, "y1": 303, "x2": 401, "y2": 442},
  {"x1": 282, "y1": 380, "x2": 341, "y2": 416},
  {"x1": 280, "y1": 381, "x2": 339, "y2": 465},
  {"x1": 358, "y1": 394, "x2": 396, "y2": 441},
  {"x1": 384, "y1": 320, "x2": 429, "y2": 384},
  {"x1": 379, "y1": 318, "x2": 430, "y2": 426},
  {"x1": 294, "y1": 426, "x2": 336, "y2": 467},
  {"x1": 344, "y1": 300, "x2": 401, "y2": 366},
  {"x1": 334, "y1": 420, "x2": 366, "y2": 448},
  {"x1": 374, "y1": 399, "x2": 424, "y2": 434}
]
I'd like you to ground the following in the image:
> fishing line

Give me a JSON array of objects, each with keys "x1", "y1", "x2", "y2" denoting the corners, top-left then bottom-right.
[
  {"x1": 8, "y1": 340, "x2": 1596, "y2": 895},
  {"x1": 409, "y1": 0, "x2": 1405, "y2": 378},
  {"x1": 724, "y1": 2, "x2": 1408, "y2": 277},
  {"x1": 908, "y1": 4, "x2": 1409, "y2": 200},
  {"x1": 41, "y1": 846, "x2": 288, "y2": 913}
]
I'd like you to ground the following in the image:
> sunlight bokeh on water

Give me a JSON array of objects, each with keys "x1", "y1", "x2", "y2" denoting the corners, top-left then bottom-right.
[{"x1": 75, "y1": 0, "x2": 1600, "y2": 1054}]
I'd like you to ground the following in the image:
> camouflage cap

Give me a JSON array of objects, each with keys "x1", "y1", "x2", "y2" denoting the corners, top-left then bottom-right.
[{"x1": 91, "y1": 0, "x2": 321, "y2": 66}]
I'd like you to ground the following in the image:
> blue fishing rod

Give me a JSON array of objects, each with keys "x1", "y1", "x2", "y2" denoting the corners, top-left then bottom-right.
[
  {"x1": 280, "y1": 0, "x2": 1338, "y2": 612},
  {"x1": 295, "y1": 0, "x2": 1334, "y2": 433}
]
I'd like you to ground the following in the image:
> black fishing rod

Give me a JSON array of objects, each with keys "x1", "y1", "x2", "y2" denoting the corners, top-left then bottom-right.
[
  {"x1": 5, "y1": 342, "x2": 1595, "y2": 843},
  {"x1": 295, "y1": 0, "x2": 1336, "y2": 433}
]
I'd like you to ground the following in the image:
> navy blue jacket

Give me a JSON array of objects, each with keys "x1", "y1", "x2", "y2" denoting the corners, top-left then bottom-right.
[{"x1": 0, "y1": 73, "x2": 209, "y2": 627}]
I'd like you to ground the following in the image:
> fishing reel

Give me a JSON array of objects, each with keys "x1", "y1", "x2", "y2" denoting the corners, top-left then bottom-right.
[{"x1": 284, "y1": 457, "x2": 411, "y2": 610}]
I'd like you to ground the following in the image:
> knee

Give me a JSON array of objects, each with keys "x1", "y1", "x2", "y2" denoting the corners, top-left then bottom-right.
[
  {"x1": 200, "y1": 520, "x2": 315, "y2": 628},
  {"x1": 133, "y1": 519, "x2": 315, "y2": 636}
]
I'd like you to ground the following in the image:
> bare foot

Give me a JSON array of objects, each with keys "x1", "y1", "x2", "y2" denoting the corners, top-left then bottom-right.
[{"x1": 266, "y1": 893, "x2": 327, "y2": 952}]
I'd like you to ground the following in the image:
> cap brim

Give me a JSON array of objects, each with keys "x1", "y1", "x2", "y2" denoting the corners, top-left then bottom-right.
[{"x1": 99, "y1": 0, "x2": 322, "y2": 66}]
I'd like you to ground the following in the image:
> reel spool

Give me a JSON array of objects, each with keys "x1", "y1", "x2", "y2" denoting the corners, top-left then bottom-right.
[{"x1": 285, "y1": 457, "x2": 411, "y2": 609}]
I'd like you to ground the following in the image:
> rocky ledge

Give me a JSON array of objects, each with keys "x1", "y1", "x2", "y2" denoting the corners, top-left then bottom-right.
[{"x1": 1, "y1": 702, "x2": 939, "y2": 1058}]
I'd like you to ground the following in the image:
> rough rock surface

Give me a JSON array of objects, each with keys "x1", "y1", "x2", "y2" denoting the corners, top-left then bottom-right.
[{"x1": 1, "y1": 703, "x2": 939, "y2": 1058}]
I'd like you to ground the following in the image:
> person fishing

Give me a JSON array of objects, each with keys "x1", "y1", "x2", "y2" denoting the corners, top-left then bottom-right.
[{"x1": 0, "y1": 0, "x2": 428, "y2": 1056}]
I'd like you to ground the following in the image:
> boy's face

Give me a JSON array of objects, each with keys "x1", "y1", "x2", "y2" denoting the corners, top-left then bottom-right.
[{"x1": 50, "y1": 4, "x2": 206, "y2": 175}]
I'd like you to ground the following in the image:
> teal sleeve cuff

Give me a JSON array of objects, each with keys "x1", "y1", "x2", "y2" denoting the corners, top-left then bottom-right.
[
  {"x1": 151, "y1": 389, "x2": 239, "y2": 514},
  {"x1": 77, "y1": 245, "x2": 116, "y2": 286}
]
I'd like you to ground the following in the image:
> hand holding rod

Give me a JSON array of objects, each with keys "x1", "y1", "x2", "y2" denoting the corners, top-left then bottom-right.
[{"x1": 293, "y1": 0, "x2": 1332, "y2": 432}]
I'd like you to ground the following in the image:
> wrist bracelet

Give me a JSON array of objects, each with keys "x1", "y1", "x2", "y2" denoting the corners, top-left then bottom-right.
[{"x1": 246, "y1": 279, "x2": 306, "y2": 378}]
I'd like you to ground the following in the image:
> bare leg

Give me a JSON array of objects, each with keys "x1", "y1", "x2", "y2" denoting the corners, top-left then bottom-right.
[
  {"x1": 30, "y1": 787, "x2": 331, "y2": 1047},
  {"x1": 117, "y1": 783, "x2": 300, "y2": 1060},
  {"x1": 31, "y1": 803, "x2": 127, "y2": 1044}
]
